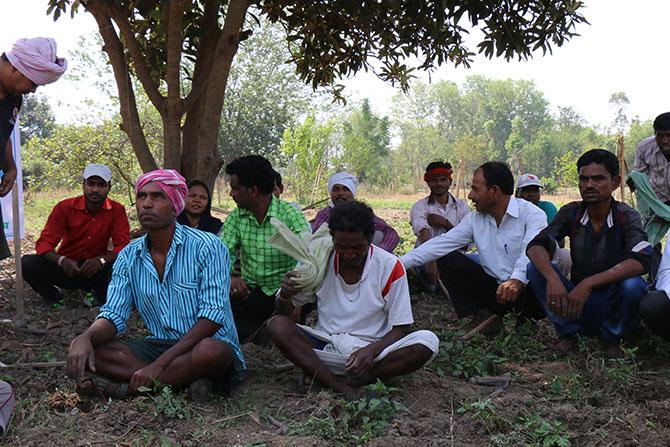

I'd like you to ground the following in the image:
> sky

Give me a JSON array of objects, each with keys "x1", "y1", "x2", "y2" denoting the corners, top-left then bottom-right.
[{"x1": 1, "y1": 0, "x2": 668, "y2": 128}]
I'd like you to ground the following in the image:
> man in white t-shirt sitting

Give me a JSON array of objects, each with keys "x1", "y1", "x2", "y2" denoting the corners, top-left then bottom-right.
[{"x1": 267, "y1": 201, "x2": 439, "y2": 400}]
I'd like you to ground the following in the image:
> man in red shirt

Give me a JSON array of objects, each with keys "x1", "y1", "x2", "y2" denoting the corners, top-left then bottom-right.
[{"x1": 22, "y1": 164, "x2": 130, "y2": 306}]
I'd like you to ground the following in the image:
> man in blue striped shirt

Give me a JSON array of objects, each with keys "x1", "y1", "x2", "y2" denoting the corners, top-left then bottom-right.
[{"x1": 67, "y1": 169, "x2": 245, "y2": 399}]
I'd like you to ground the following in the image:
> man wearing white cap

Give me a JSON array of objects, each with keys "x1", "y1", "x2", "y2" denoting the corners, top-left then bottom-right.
[
  {"x1": 22, "y1": 164, "x2": 130, "y2": 307},
  {"x1": 515, "y1": 173, "x2": 558, "y2": 224},
  {"x1": 0, "y1": 37, "x2": 67, "y2": 261},
  {"x1": 310, "y1": 172, "x2": 400, "y2": 253},
  {"x1": 516, "y1": 173, "x2": 571, "y2": 276}
]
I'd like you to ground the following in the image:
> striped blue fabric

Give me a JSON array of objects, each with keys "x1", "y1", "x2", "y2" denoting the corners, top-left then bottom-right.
[{"x1": 97, "y1": 223, "x2": 246, "y2": 378}]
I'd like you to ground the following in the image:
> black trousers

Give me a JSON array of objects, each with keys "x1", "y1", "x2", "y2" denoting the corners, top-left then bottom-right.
[
  {"x1": 230, "y1": 287, "x2": 276, "y2": 343},
  {"x1": 640, "y1": 290, "x2": 670, "y2": 341},
  {"x1": 21, "y1": 254, "x2": 112, "y2": 303},
  {"x1": 437, "y1": 251, "x2": 543, "y2": 319}
]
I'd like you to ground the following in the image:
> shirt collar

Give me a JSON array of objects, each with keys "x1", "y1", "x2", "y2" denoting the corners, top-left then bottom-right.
[
  {"x1": 427, "y1": 193, "x2": 458, "y2": 208},
  {"x1": 505, "y1": 197, "x2": 520, "y2": 218},
  {"x1": 135, "y1": 221, "x2": 184, "y2": 255},
  {"x1": 238, "y1": 195, "x2": 279, "y2": 223},
  {"x1": 74, "y1": 196, "x2": 113, "y2": 211},
  {"x1": 333, "y1": 244, "x2": 373, "y2": 278},
  {"x1": 579, "y1": 202, "x2": 615, "y2": 228}
]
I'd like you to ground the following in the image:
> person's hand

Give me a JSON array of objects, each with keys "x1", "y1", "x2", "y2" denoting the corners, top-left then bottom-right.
[
  {"x1": 67, "y1": 334, "x2": 96, "y2": 381},
  {"x1": 495, "y1": 279, "x2": 524, "y2": 304},
  {"x1": 345, "y1": 345, "x2": 379, "y2": 379},
  {"x1": 566, "y1": 280, "x2": 592, "y2": 321},
  {"x1": 0, "y1": 168, "x2": 17, "y2": 197},
  {"x1": 80, "y1": 258, "x2": 104, "y2": 278},
  {"x1": 61, "y1": 258, "x2": 81, "y2": 277},
  {"x1": 230, "y1": 276, "x2": 249, "y2": 300},
  {"x1": 546, "y1": 274, "x2": 568, "y2": 317},
  {"x1": 427, "y1": 213, "x2": 453, "y2": 230},
  {"x1": 279, "y1": 271, "x2": 301, "y2": 301},
  {"x1": 129, "y1": 362, "x2": 166, "y2": 392},
  {"x1": 425, "y1": 261, "x2": 439, "y2": 285}
]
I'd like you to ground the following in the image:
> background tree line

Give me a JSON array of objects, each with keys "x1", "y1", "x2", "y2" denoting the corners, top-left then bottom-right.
[{"x1": 22, "y1": 28, "x2": 653, "y2": 205}]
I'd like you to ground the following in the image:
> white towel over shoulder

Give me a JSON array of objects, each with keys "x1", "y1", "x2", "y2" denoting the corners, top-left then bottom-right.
[{"x1": 268, "y1": 217, "x2": 333, "y2": 305}]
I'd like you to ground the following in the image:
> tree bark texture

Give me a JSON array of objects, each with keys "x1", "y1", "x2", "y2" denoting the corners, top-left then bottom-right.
[
  {"x1": 85, "y1": 1, "x2": 158, "y2": 173},
  {"x1": 84, "y1": 0, "x2": 251, "y2": 189}
]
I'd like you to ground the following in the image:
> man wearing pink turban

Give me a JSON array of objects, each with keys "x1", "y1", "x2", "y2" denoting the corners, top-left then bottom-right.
[
  {"x1": 67, "y1": 169, "x2": 246, "y2": 400},
  {"x1": 0, "y1": 37, "x2": 67, "y2": 260}
]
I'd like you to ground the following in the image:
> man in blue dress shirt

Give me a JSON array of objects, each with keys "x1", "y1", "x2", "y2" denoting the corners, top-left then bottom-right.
[{"x1": 67, "y1": 169, "x2": 245, "y2": 400}]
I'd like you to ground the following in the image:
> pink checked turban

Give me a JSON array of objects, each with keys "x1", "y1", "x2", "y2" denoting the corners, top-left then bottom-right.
[
  {"x1": 135, "y1": 169, "x2": 188, "y2": 215},
  {"x1": 6, "y1": 37, "x2": 68, "y2": 86}
]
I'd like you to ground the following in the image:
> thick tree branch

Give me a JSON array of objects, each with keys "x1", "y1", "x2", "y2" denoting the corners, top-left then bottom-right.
[
  {"x1": 201, "y1": 0, "x2": 250, "y2": 125},
  {"x1": 183, "y1": 0, "x2": 221, "y2": 113},
  {"x1": 181, "y1": 0, "x2": 250, "y2": 183},
  {"x1": 103, "y1": 1, "x2": 166, "y2": 115},
  {"x1": 85, "y1": 1, "x2": 158, "y2": 172},
  {"x1": 166, "y1": 0, "x2": 184, "y2": 116},
  {"x1": 163, "y1": 0, "x2": 185, "y2": 168}
]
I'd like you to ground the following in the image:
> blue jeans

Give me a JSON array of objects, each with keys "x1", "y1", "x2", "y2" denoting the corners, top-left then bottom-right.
[{"x1": 526, "y1": 263, "x2": 647, "y2": 343}]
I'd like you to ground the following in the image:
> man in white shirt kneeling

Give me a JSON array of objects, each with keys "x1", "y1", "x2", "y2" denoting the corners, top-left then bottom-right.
[
  {"x1": 401, "y1": 162, "x2": 548, "y2": 330},
  {"x1": 267, "y1": 201, "x2": 439, "y2": 400}
]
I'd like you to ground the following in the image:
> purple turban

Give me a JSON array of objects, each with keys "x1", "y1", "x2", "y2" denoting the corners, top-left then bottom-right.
[
  {"x1": 135, "y1": 169, "x2": 188, "y2": 215},
  {"x1": 6, "y1": 37, "x2": 67, "y2": 86}
]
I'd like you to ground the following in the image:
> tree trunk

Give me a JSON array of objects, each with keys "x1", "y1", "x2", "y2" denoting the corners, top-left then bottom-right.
[
  {"x1": 181, "y1": 0, "x2": 251, "y2": 189},
  {"x1": 163, "y1": 0, "x2": 185, "y2": 169},
  {"x1": 86, "y1": 2, "x2": 158, "y2": 172}
]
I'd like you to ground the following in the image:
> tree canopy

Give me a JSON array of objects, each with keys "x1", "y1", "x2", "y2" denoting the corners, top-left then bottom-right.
[{"x1": 47, "y1": 0, "x2": 587, "y2": 187}]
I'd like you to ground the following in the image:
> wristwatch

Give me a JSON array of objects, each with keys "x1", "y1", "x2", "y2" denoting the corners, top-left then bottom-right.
[{"x1": 99, "y1": 257, "x2": 107, "y2": 266}]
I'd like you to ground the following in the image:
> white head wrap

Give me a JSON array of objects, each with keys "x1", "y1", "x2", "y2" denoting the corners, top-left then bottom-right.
[
  {"x1": 327, "y1": 171, "x2": 357, "y2": 197},
  {"x1": 6, "y1": 37, "x2": 68, "y2": 86}
]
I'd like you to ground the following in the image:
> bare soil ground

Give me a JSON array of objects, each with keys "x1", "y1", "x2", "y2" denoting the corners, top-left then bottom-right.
[{"x1": 1, "y1": 205, "x2": 669, "y2": 446}]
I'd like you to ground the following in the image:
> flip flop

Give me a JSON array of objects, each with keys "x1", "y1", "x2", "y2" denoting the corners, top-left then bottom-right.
[{"x1": 76, "y1": 373, "x2": 132, "y2": 399}]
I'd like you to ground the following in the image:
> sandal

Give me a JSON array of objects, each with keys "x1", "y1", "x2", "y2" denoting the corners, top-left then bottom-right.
[{"x1": 76, "y1": 373, "x2": 132, "y2": 399}]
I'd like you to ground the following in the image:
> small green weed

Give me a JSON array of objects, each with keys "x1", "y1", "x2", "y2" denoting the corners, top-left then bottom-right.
[
  {"x1": 604, "y1": 347, "x2": 638, "y2": 389},
  {"x1": 152, "y1": 385, "x2": 191, "y2": 420},
  {"x1": 341, "y1": 380, "x2": 405, "y2": 443},
  {"x1": 428, "y1": 329, "x2": 504, "y2": 379},
  {"x1": 289, "y1": 414, "x2": 341, "y2": 439},
  {"x1": 457, "y1": 398, "x2": 497, "y2": 420},
  {"x1": 490, "y1": 411, "x2": 571, "y2": 447},
  {"x1": 490, "y1": 314, "x2": 554, "y2": 363},
  {"x1": 547, "y1": 372, "x2": 586, "y2": 401},
  {"x1": 288, "y1": 379, "x2": 404, "y2": 444},
  {"x1": 457, "y1": 398, "x2": 502, "y2": 433}
]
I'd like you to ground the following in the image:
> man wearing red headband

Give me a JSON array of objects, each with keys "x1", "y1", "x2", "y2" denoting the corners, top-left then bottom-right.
[{"x1": 410, "y1": 161, "x2": 470, "y2": 292}]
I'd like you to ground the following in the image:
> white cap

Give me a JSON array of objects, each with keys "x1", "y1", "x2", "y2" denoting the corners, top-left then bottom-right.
[
  {"x1": 83, "y1": 164, "x2": 112, "y2": 182},
  {"x1": 517, "y1": 173, "x2": 543, "y2": 189}
]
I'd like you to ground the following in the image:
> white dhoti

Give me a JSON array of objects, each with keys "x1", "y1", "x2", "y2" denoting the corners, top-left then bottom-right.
[
  {"x1": 299, "y1": 325, "x2": 440, "y2": 376},
  {"x1": 0, "y1": 381, "x2": 14, "y2": 437}
]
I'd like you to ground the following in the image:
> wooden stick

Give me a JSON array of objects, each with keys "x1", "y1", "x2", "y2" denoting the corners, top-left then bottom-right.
[
  {"x1": 12, "y1": 185, "x2": 24, "y2": 323},
  {"x1": 0, "y1": 361, "x2": 65, "y2": 369},
  {"x1": 461, "y1": 314, "x2": 501, "y2": 341},
  {"x1": 210, "y1": 205, "x2": 231, "y2": 215},
  {"x1": 301, "y1": 197, "x2": 329, "y2": 212},
  {"x1": 244, "y1": 354, "x2": 294, "y2": 372},
  {"x1": 617, "y1": 135, "x2": 626, "y2": 204},
  {"x1": 437, "y1": 278, "x2": 451, "y2": 300}
]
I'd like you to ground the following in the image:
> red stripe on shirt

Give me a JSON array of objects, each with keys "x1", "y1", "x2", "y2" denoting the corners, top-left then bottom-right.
[{"x1": 382, "y1": 260, "x2": 405, "y2": 298}]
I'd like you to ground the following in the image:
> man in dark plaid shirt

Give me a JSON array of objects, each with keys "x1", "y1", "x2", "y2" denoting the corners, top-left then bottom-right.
[
  {"x1": 222, "y1": 156, "x2": 309, "y2": 342},
  {"x1": 527, "y1": 149, "x2": 651, "y2": 357}
]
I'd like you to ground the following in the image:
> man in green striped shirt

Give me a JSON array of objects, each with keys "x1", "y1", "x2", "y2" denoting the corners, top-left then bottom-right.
[{"x1": 222, "y1": 156, "x2": 309, "y2": 343}]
